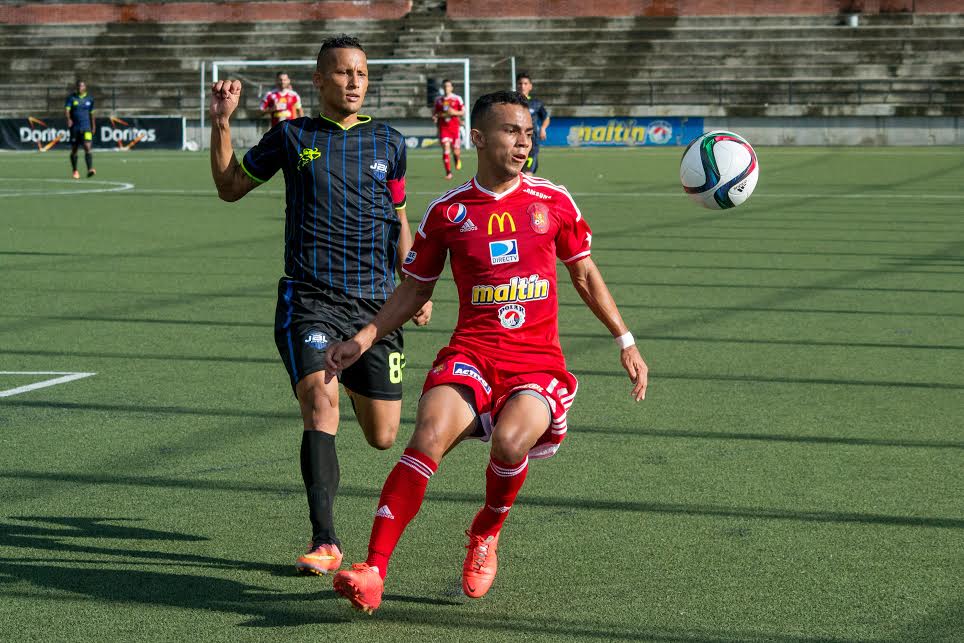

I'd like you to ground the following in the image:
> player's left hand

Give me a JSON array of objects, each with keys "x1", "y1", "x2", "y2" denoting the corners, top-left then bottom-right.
[
  {"x1": 324, "y1": 340, "x2": 363, "y2": 383},
  {"x1": 620, "y1": 345, "x2": 648, "y2": 401},
  {"x1": 539, "y1": 130, "x2": 547, "y2": 142},
  {"x1": 411, "y1": 300, "x2": 433, "y2": 326}
]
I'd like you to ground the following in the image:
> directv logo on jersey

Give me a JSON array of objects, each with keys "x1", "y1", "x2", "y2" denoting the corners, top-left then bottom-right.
[
  {"x1": 489, "y1": 239, "x2": 519, "y2": 265},
  {"x1": 452, "y1": 362, "x2": 491, "y2": 393}
]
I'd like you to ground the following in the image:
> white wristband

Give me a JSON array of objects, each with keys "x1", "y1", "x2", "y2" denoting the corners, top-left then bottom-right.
[{"x1": 615, "y1": 332, "x2": 635, "y2": 349}]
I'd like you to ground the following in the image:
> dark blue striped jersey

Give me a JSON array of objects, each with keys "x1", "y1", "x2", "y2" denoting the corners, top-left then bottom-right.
[
  {"x1": 65, "y1": 92, "x2": 95, "y2": 130},
  {"x1": 241, "y1": 115, "x2": 408, "y2": 300},
  {"x1": 526, "y1": 96, "x2": 549, "y2": 146}
]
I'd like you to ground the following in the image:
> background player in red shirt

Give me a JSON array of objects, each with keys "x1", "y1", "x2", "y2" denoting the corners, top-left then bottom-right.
[
  {"x1": 432, "y1": 79, "x2": 464, "y2": 179},
  {"x1": 326, "y1": 90, "x2": 648, "y2": 614},
  {"x1": 260, "y1": 71, "x2": 304, "y2": 128}
]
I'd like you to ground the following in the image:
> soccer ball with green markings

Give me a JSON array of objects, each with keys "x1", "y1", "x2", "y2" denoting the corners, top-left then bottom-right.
[{"x1": 680, "y1": 130, "x2": 759, "y2": 210}]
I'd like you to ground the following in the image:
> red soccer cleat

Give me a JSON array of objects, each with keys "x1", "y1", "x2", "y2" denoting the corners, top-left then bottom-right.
[
  {"x1": 294, "y1": 542, "x2": 343, "y2": 576},
  {"x1": 333, "y1": 563, "x2": 384, "y2": 614},
  {"x1": 462, "y1": 530, "x2": 499, "y2": 598},
  {"x1": 72, "y1": 170, "x2": 80, "y2": 179},
  {"x1": 444, "y1": 173, "x2": 453, "y2": 180}
]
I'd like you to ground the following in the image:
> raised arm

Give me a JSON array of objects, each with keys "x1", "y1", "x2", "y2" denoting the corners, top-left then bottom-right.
[
  {"x1": 566, "y1": 257, "x2": 648, "y2": 401},
  {"x1": 325, "y1": 277, "x2": 436, "y2": 376},
  {"x1": 210, "y1": 80, "x2": 258, "y2": 202}
]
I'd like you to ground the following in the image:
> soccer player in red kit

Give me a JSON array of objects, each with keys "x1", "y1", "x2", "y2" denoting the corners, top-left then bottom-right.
[
  {"x1": 260, "y1": 71, "x2": 304, "y2": 128},
  {"x1": 326, "y1": 90, "x2": 647, "y2": 614},
  {"x1": 432, "y1": 79, "x2": 464, "y2": 179}
]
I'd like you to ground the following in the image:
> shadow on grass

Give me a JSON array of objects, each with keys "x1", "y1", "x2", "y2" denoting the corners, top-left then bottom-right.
[{"x1": 3, "y1": 475, "x2": 962, "y2": 531}]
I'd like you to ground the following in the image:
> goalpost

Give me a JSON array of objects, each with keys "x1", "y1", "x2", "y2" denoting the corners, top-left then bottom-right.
[{"x1": 200, "y1": 57, "x2": 471, "y2": 148}]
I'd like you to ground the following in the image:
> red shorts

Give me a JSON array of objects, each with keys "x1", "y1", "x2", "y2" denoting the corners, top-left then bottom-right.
[
  {"x1": 438, "y1": 121, "x2": 461, "y2": 146},
  {"x1": 422, "y1": 346, "x2": 578, "y2": 459}
]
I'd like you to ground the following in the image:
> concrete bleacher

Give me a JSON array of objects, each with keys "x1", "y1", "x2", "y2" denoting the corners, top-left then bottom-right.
[{"x1": 0, "y1": 11, "x2": 962, "y2": 120}]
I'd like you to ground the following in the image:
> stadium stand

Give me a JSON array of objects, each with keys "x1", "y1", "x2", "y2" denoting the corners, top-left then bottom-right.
[{"x1": 0, "y1": 0, "x2": 961, "y2": 120}]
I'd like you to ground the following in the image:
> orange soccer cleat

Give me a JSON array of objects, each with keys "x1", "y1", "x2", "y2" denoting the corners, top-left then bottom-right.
[
  {"x1": 294, "y1": 542, "x2": 343, "y2": 576},
  {"x1": 444, "y1": 173, "x2": 453, "y2": 180},
  {"x1": 455, "y1": 159, "x2": 462, "y2": 171},
  {"x1": 72, "y1": 170, "x2": 80, "y2": 179},
  {"x1": 333, "y1": 563, "x2": 384, "y2": 614},
  {"x1": 462, "y1": 530, "x2": 499, "y2": 598}
]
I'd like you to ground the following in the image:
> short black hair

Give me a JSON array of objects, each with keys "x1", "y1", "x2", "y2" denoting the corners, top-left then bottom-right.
[
  {"x1": 276, "y1": 71, "x2": 287, "y2": 77},
  {"x1": 515, "y1": 72, "x2": 531, "y2": 83},
  {"x1": 470, "y1": 91, "x2": 529, "y2": 129},
  {"x1": 441, "y1": 78, "x2": 452, "y2": 85},
  {"x1": 316, "y1": 34, "x2": 365, "y2": 70}
]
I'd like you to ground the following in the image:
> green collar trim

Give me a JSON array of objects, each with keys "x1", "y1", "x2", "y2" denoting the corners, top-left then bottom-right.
[{"x1": 318, "y1": 113, "x2": 371, "y2": 131}]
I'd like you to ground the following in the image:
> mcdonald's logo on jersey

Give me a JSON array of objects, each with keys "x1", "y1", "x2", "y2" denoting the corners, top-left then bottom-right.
[{"x1": 487, "y1": 212, "x2": 516, "y2": 235}]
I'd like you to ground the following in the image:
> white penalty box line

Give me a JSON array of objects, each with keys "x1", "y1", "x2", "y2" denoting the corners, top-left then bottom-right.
[{"x1": 0, "y1": 371, "x2": 97, "y2": 398}]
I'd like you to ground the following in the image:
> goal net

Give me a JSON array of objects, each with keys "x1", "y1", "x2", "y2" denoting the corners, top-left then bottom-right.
[{"x1": 203, "y1": 58, "x2": 471, "y2": 144}]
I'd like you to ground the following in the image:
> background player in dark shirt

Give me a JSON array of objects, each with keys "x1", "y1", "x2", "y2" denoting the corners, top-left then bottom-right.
[
  {"x1": 65, "y1": 80, "x2": 95, "y2": 178},
  {"x1": 515, "y1": 72, "x2": 550, "y2": 175},
  {"x1": 209, "y1": 35, "x2": 432, "y2": 576}
]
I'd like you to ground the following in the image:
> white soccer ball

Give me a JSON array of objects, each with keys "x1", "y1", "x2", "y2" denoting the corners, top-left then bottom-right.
[{"x1": 679, "y1": 130, "x2": 759, "y2": 210}]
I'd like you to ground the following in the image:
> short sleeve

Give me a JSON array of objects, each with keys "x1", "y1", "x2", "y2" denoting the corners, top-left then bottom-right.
[
  {"x1": 537, "y1": 102, "x2": 549, "y2": 121},
  {"x1": 64, "y1": 96, "x2": 72, "y2": 109},
  {"x1": 554, "y1": 189, "x2": 592, "y2": 264},
  {"x1": 292, "y1": 91, "x2": 302, "y2": 107},
  {"x1": 89, "y1": 98, "x2": 95, "y2": 112},
  {"x1": 386, "y1": 135, "x2": 407, "y2": 209},
  {"x1": 240, "y1": 123, "x2": 287, "y2": 184},
  {"x1": 259, "y1": 92, "x2": 272, "y2": 111},
  {"x1": 402, "y1": 204, "x2": 448, "y2": 281}
]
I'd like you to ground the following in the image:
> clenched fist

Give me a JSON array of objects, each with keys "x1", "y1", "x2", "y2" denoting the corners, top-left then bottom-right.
[{"x1": 210, "y1": 80, "x2": 242, "y2": 122}]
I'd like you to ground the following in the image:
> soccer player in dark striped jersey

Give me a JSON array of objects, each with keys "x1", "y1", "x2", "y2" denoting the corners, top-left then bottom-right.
[
  {"x1": 209, "y1": 34, "x2": 432, "y2": 576},
  {"x1": 65, "y1": 80, "x2": 96, "y2": 179},
  {"x1": 515, "y1": 73, "x2": 550, "y2": 175}
]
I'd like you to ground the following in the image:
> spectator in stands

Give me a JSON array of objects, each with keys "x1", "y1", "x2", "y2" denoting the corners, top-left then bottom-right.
[
  {"x1": 260, "y1": 72, "x2": 304, "y2": 128},
  {"x1": 515, "y1": 72, "x2": 550, "y2": 175},
  {"x1": 65, "y1": 80, "x2": 95, "y2": 179}
]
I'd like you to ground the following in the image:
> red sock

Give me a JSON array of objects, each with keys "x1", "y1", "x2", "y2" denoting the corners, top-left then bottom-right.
[
  {"x1": 469, "y1": 455, "x2": 529, "y2": 538},
  {"x1": 366, "y1": 448, "x2": 437, "y2": 579},
  {"x1": 443, "y1": 152, "x2": 451, "y2": 174}
]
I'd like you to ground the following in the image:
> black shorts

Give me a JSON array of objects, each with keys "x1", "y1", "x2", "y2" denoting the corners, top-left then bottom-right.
[
  {"x1": 71, "y1": 128, "x2": 92, "y2": 144},
  {"x1": 274, "y1": 278, "x2": 404, "y2": 400},
  {"x1": 525, "y1": 145, "x2": 540, "y2": 174}
]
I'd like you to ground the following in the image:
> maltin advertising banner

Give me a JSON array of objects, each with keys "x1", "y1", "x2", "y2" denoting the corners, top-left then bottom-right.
[
  {"x1": 0, "y1": 116, "x2": 185, "y2": 151},
  {"x1": 542, "y1": 117, "x2": 704, "y2": 147}
]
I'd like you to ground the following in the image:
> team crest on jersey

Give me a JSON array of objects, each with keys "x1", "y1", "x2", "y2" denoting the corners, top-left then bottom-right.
[
  {"x1": 404, "y1": 250, "x2": 417, "y2": 264},
  {"x1": 452, "y1": 361, "x2": 491, "y2": 393},
  {"x1": 528, "y1": 203, "x2": 550, "y2": 234},
  {"x1": 370, "y1": 159, "x2": 389, "y2": 180},
  {"x1": 297, "y1": 147, "x2": 321, "y2": 170},
  {"x1": 445, "y1": 203, "x2": 468, "y2": 224},
  {"x1": 498, "y1": 304, "x2": 526, "y2": 329},
  {"x1": 304, "y1": 330, "x2": 328, "y2": 350},
  {"x1": 489, "y1": 239, "x2": 519, "y2": 265}
]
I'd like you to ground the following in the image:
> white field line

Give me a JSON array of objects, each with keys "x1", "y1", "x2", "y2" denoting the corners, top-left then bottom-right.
[
  {"x1": 0, "y1": 371, "x2": 96, "y2": 398},
  {"x1": 0, "y1": 178, "x2": 134, "y2": 197},
  {"x1": 113, "y1": 187, "x2": 961, "y2": 200}
]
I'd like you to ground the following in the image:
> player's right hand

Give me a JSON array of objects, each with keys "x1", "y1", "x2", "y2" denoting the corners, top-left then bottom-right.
[
  {"x1": 620, "y1": 345, "x2": 648, "y2": 402},
  {"x1": 210, "y1": 80, "x2": 242, "y2": 121},
  {"x1": 324, "y1": 339, "x2": 364, "y2": 383}
]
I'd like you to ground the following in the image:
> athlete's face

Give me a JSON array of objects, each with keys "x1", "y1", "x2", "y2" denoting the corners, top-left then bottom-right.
[
  {"x1": 77, "y1": 81, "x2": 87, "y2": 95},
  {"x1": 516, "y1": 77, "x2": 532, "y2": 96},
  {"x1": 443, "y1": 81, "x2": 454, "y2": 95},
  {"x1": 277, "y1": 73, "x2": 291, "y2": 90},
  {"x1": 472, "y1": 103, "x2": 533, "y2": 179},
  {"x1": 314, "y1": 47, "x2": 368, "y2": 118}
]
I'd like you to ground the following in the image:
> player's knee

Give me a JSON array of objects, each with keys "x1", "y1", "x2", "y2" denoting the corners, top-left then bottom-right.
[
  {"x1": 408, "y1": 417, "x2": 450, "y2": 460},
  {"x1": 490, "y1": 426, "x2": 531, "y2": 463},
  {"x1": 362, "y1": 421, "x2": 398, "y2": 450},
  {"x1": 298, "y1": 386, "x2": 338, "y2": 432}
]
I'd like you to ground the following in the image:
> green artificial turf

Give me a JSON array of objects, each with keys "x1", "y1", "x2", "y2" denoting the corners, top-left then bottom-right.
[{"x1": 0, "y1": 146, "x2": 961, "y2": 642}]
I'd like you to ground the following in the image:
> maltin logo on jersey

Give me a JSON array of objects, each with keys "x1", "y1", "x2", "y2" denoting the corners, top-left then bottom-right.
[
  {"x1": 489, "y1": 239, "x2": 519, "y2": 265},
  {"x1": 528, "y1": 202, "x2": 550, "y2": 234},
  {"x1": 370, "y1": 159, "x2": 389, "y2": 180},
  {"x1": 445, "y1": 203, "x2": 468, "y2": 224},
  {"x1": 304, "y1": 330, "x2": 328, "y2": 350},
  {"x1": 498, "y1": 303, "x2": 526, "y2": 329}
]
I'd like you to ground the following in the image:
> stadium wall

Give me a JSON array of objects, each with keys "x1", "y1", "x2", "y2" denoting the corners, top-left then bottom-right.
[
  {"x1": 0, "y1": 0, "x2": 411, "y2": 24},
  {"x1": 446, "y1": 0, "x2": 963, "y2": 18}
]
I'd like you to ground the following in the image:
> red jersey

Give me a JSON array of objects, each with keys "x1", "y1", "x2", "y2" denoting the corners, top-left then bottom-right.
[
  {"x1": 260, "y1": 88, "x2": 302, "y2": 127},
  {"x1": 433, "y1": 93, "x2": 464, "y2": 126},
  {"x1": 403, "y1": 174, "x2": 593, "y2": 375}
]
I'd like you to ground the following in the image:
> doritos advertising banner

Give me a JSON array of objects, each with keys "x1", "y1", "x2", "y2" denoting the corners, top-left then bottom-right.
[{"x1": 0, "y1": 116, "x2": 185, "y2": 151}]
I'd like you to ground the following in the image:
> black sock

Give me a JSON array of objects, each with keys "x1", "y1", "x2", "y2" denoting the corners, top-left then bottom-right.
[
  {"x1": 70, "y1": 153, "x2": 78, "y2": 171},
  {"x1": 300, "y1": 431, "x2": 340, "y2": 548},
  {"x1": 85, "y1": 152, "x2": 93, "y2": 170}
]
